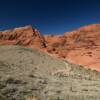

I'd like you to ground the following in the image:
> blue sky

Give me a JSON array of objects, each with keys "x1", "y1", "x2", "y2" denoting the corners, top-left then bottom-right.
[{"x1": 0, "y1": 0, "x2": 100, "y2": 34}]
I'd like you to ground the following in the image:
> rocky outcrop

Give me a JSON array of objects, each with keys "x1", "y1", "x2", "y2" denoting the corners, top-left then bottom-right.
[
  {"x1": 45, "y1": 24, "x2": 100, "y2": 71},
  {"x1": 0, "y1": 25, "x2": 47, "y2": 49},
  {"x1": 63, "y1": 24, "x2": 100, "y2": 71},
  {"x1": 43, "y1": 24, "x2": 100, "y2": 71}
]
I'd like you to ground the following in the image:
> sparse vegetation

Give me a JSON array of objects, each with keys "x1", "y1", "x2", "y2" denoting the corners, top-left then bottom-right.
[{"x1": 0, "y1": 45, "x2": 100, "y2": 100}]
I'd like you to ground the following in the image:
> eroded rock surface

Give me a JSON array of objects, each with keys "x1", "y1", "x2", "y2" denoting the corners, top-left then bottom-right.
[{"x1": 0, "y1": 25, "x2": 46, "y2": 49}]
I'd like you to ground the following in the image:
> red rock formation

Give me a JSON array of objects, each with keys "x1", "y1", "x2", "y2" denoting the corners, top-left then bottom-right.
[
  {"x1": 1, "y1": 24, "x2": 100, "y2": 71},
  {"x1": 0, "y1": 25, "x2": 46, "y2": 49},
  {"x1": 45, "y1": 24, "x2": 100, "y2": 71},
  {"x1": 63, "y1": 24, "x2": 100, "y2": 71}
]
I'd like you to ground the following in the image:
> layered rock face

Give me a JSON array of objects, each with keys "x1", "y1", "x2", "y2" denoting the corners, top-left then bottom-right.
[
  {"x1": 45, "y1": 24, "x2": 100, "y2": 71},
  {"x1": 0, "y1": 25, "x2": 46, "y2": 49},
  {"x1": 63, "y1": 24, "x2": 100, "y2": 71}
]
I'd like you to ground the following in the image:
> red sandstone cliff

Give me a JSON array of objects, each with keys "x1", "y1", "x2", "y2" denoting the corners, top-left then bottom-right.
[
  {"x1": 63, "y1": 24, "x2": 100, "y2": 71},
  {"x1": 45, "y1": 24, "x2": 100, "y2": 71},
  {"x1": 0, "y1": 25, "x2": 46, "y2": 49}
]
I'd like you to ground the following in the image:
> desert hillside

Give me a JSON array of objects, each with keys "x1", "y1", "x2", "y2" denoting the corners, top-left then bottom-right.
[
  {"x1": 0, "y1": 24, "x2": 100, "y2": 71},
  {"x1": 0, "y1": 45, "x2": 100, "y2": 100}
]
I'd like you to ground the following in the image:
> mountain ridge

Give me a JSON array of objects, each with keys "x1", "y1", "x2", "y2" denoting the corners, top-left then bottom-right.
[{"x1": 0, "y1": 25, "x2": 47, "y2": 49}]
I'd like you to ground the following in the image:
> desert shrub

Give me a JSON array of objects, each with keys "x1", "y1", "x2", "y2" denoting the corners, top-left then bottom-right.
[
  {"x1": 0, "y1": 81, "x2": 6, "y2": 89},
  {"x1": 5, "y1": 77, "x2": 26, "y2": 85}
]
